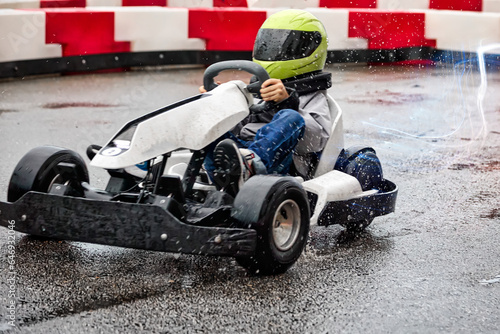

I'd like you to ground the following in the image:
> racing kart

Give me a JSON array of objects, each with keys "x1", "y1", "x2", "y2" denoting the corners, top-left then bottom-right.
[{"x1": 0, "y1": 61, "x2": 397, "y2": 275}]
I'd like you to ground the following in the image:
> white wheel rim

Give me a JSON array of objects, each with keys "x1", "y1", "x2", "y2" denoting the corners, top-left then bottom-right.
[
  {"x1": 48, "y1": 174, "x2": 64, "y2": 190},
  {"x1": 272, "y1": 199, "x2": 301, "y2": 251},
  {"x1": 48, "y1": 174, "x2": 71, "y2": 191}
]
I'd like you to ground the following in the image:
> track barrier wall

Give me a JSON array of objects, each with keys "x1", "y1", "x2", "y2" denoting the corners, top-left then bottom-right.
[{"x1": 0, "y1": 0, "x2": 499, "y2": 78}]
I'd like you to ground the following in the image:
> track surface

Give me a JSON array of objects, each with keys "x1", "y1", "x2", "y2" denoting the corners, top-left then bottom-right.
[{"x1": 0, "y1": 64, "x2": 499, "y2": 333}]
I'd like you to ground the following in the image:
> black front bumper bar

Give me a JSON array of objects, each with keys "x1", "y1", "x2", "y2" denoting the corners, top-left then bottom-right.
[{"x1": 0, "y1": 192, "x2": 256, "y2": 257}]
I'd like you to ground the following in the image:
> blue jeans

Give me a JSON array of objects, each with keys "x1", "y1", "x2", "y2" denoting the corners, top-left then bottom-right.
[{"x1": 205, "y1": 109, "x2": 305, "y2": 174}]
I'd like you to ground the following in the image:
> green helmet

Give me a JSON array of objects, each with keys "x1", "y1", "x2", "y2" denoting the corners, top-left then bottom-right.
[{"x1": 252, "y1": 9, "x2": 328, "y2": 80}]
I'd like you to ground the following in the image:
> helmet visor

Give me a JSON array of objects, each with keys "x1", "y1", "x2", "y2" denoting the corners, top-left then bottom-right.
[{"x1": 253, "y1": 29, "x2": 322, "y2": 62}]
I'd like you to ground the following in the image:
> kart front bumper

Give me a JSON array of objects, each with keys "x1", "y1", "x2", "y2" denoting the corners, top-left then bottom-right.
[{"x1": 0, "y1": 192, "x2": 256, "y2": 257}]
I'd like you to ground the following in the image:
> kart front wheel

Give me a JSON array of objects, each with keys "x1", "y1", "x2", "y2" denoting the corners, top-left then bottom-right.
[
  {"x1": 7, "y1": 146, "x2": 89, "y2": 202},
  {"x1": 232, "y1": 176, "x2": 310, "y2": 275}
]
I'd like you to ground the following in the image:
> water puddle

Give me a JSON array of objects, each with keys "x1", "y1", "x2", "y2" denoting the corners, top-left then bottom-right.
[
  {"x1": 0, "y1": 109, "x2": 16, "y2": 116},
  {"x1": 480, "y1": 208, "x2": 500, "y2": 220},
  {"x1": 42, "y1": 102, "x2": 118, "y2": 109},
  {"x1": 448, "y1": 160, "x2": 500, "y2": 172},
  {"x1": 346, "y1": 89, "x2": 427, "y2": 105},
  {"x1": 479, "y1": 275, "x2": 500, "y2": 285}
]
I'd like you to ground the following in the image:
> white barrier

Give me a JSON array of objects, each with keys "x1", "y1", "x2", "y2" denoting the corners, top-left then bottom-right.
[
  {"x1": 86, "y1": 0, "x2": 120, "y2": 6},
  {"x1": 168, "y1": 0, "x2": 213, "y2": 7},
  {"x1": 426, "y1": 10, "x2": 500, "y2": 52},
  {"x1": 484, "y1": 0, "x2": 500, "y2": 12},
  {"x1": 0, "y1": 0, "x2": 39, "y2": 8},
  {"x1": 87, "y1": 7, "x2": 205, "y2": 51},
  {"x1": 308, "y1": 8, "x2": 368, "y2": 50},
  {"x1": 0, "y1": 9, "x2": 61, "y2": 62},
  {"x1": 377, "y1": 0, "x2": 429, "y2": 10}
]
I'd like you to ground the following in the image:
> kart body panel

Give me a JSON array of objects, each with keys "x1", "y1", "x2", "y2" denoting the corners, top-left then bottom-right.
[{"x1": 91, "y1": 81, "x2": 253, "y2": 169}]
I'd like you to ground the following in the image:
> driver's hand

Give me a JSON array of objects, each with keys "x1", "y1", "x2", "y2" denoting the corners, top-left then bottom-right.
[{"x1": 260, "y1": 79, "x2": 289, "y2": 103}]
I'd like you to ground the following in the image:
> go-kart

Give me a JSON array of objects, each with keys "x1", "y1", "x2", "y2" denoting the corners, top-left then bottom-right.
[{"x1": 0, "y1": 61, "x2": 397, "y2": 275}]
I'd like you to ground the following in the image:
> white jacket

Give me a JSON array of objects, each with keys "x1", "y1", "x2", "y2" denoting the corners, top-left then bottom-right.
[
  {"x1": 235, "y1": 71, "x2": 333, "y2": 176},
  {"x1": 237, "y1": 89, "x2": 331, "y2": 154},
  {"x1": 295, "y1": 89, "x2": 331, "y2": 155}
]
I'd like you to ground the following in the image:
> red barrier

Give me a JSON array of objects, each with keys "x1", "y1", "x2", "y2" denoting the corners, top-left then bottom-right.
[
  {"x1": 349, "y1": 11, "x2": 436, "y2": 50},
  {"x1": 44, "y1": 9, "x2": 130, "y2": 56},
  {"x1": 214, "y1": 0, "x2": 248, "y2": 7},
  {"x1": 40, "y1": 0, "x2": 86, "y2": 8},
  {"x1": 320, "y1": 0, "x2": 376, "y2": 8},
  {"x1": 429, "y1": 0, "x2": 482, "y2": 11},
  {"x1": 188, "y1": 8, "x2": 266, "y2": 51}
]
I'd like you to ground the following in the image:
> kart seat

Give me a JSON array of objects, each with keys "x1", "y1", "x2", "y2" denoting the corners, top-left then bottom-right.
[
  {"x1": 292, "y1": 94, "x2": 344, "y2": 179},
  {"x1": 314, "y1": 94, "x2": 345, "y2": 178}
]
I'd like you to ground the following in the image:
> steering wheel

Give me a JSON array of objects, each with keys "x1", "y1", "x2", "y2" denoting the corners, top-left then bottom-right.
[{"x1": 203, "y1": 60, "x2": 270, "y2": 97}]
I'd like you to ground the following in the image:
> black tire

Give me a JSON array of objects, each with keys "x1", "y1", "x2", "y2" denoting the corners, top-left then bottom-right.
[
  {"x1": 7, "y1": 146, "x2": 89, "y2": 202},
  {"x1": 86, "y1": 144, "x2": 102, "y2": 161},
  {"x1": 232, "y1": 176, "x2": 310, "y2": 275}
]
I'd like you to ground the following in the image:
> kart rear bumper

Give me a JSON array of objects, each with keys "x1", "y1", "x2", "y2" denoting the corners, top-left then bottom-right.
[
  {"x1": 0, "y1": 192, "x2": 256, "y2": 257},
  {"x1": 317, "y1": 179, "x2": 398, "y2": 226}
]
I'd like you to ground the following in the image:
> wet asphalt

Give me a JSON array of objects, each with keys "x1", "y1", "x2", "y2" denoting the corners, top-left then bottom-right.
[{"x1": 0, "y1": 63, "x2": 499, "y2": 333}]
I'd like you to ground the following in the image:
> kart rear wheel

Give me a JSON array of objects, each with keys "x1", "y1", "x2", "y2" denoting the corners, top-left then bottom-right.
[
  {"x1": 232, "y1": 176, "x2": 310, "y2": 275},
  {"x1": 7, "y1": 146, "x2": 89, "y2": 202}
]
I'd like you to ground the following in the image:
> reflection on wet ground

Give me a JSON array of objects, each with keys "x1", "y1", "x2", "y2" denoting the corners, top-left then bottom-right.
[
  {"x1": 9, "y1": 222, "x2": 397, "y2": 327},
  {"x1": 12, "y1": 236, "x2": 241, "y2": 325}
]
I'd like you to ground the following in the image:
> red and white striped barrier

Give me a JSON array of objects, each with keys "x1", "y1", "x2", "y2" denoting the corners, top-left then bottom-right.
[
  {"x1": 426, "y1": 10, "x2": 500, "y2": 52},
  {"x1": 2, "y1": 0, "x2": 500, "y2": 11},
  {"x1": 0, "y1": 4, "x2": 499, "y2": 78}
]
